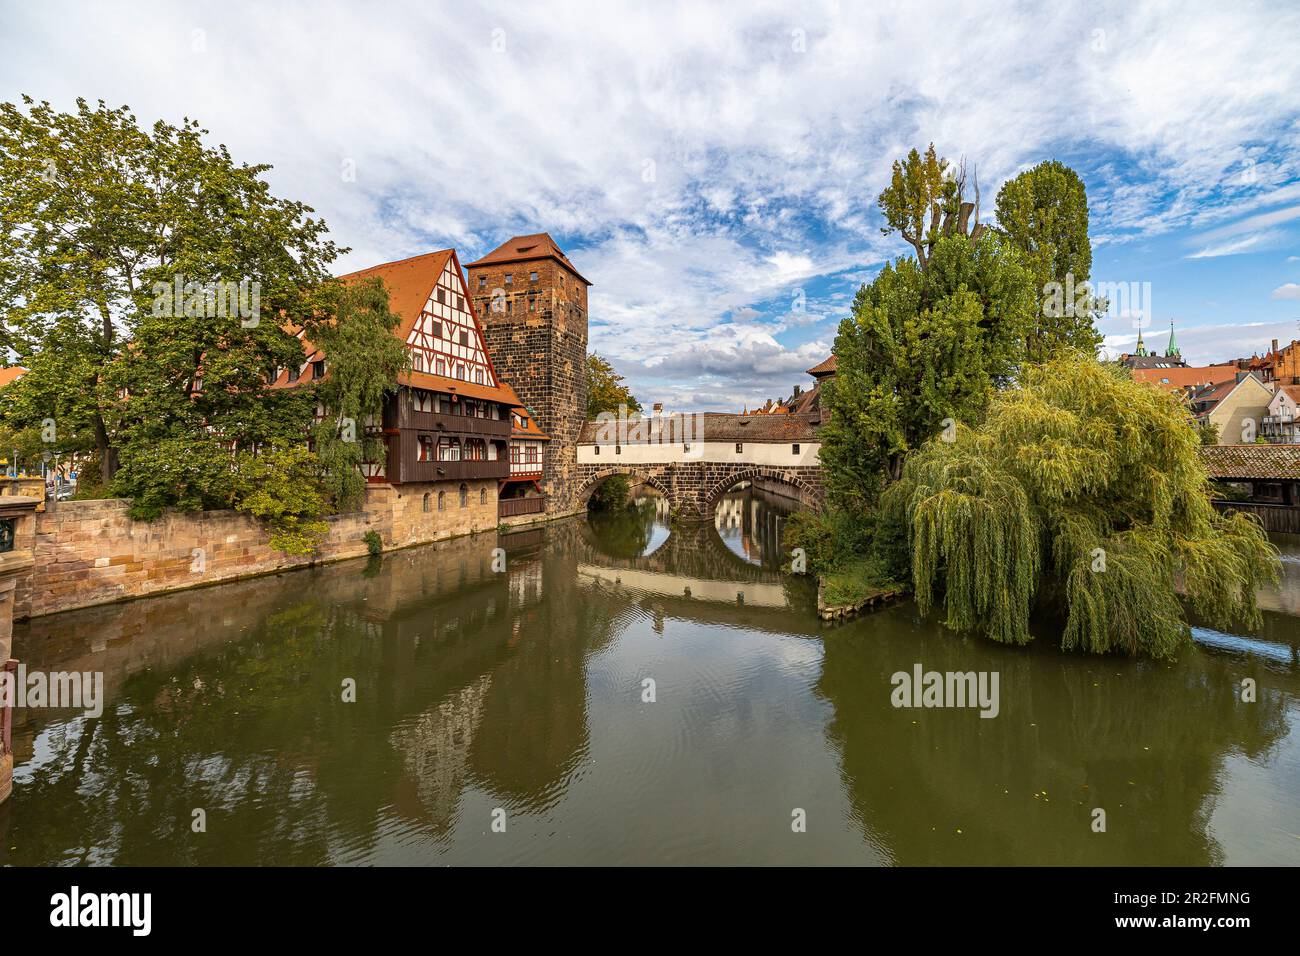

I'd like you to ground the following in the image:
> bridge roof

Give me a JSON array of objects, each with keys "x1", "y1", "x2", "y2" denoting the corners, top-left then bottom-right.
[
  {"x1": 1200, "y1": 444, "x2": 1300, "y2": 480},
  {"x1": 579, "y1": 412, "x2": 818, "y2": 444}
]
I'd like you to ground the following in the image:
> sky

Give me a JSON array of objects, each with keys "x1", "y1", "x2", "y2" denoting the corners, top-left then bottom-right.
[{"x1": 2, "y1": 0, "x2": 1299, "y2": 412}]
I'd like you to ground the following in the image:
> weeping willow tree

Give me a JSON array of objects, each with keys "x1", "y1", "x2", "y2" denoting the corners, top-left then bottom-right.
[{"x1": 880, "y1": 353, "x2": 1279, "y2": 658}]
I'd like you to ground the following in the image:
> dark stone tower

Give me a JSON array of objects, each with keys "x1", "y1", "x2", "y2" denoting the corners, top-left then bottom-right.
[{"x1": 466, "y1": 234, "x2": 589, "y2": 515}]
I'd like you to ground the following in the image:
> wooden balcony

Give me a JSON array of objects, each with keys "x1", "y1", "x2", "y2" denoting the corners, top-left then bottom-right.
[
  {"x1": 396, "y1": 457, "x2": 509, "y2": 483},
  {"x1": 392, "y1": 407, "x2": 511, "y2": 438},
  {"x1": 499, "y1": 496, "x2": 545, "y2": 518}
]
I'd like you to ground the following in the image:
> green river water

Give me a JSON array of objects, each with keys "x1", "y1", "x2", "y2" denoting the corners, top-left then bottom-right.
[{"x1": 1, "y1": 487, "x2": 1297, "y2": 865}]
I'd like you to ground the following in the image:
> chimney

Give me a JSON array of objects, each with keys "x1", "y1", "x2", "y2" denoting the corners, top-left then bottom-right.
[
  {"x1": 793, "y1": 385, "x2": 802, "y2": 397},
  {"x1": 1272, "y1": 338, "x2": 1279, "y2": 356}
]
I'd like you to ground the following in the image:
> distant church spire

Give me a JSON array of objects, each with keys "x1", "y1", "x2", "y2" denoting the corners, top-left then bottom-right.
[
  {"x1": 1165, "y1": 319, "x2": 1180, "y2": 359},
  {"x1": 1134, "y1": 326, "x2": 1148, "y2": 357}
]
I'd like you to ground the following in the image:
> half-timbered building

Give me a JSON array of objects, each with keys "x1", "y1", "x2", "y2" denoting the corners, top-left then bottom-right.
[{"x1": 272, "y1": 249, "x2": 548, "y2": 520}]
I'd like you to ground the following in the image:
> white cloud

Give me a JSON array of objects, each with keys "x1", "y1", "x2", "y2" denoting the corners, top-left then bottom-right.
[
  {"x1": 1187, "y1": 230, "x2": 1287, "y2": 259},
  {"x1": 2, "y1": 0, "x2": 1298, "y2": 406},
  {"x1": 1273, "y1": 283, "x2": 1300, "y2": 300}
]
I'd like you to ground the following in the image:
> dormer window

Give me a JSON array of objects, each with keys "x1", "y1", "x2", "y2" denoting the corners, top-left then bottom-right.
[{"x1": 312, "y1": 360, "x2": 326, "y2": 379}]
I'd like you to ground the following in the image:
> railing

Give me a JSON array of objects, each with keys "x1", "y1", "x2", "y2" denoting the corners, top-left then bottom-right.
[
  {"x1": 1212, "y1": 499, "x2": 1300, "y2": 534},
  {"x1": 499, "y1": 496, "x2": 545, "y2": 518},
  {"x1": 404, "y1": 458, "x2": 510, "y2": 482},
  {"x1": 399, "y1": 409, "x2": 511, "y2": 437}
]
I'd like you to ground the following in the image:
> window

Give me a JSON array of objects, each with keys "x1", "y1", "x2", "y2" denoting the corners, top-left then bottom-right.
[
  {"x1": 438, "y1": 490, "x2": 445, "y2": 510},
  {"x1": 459, "y1": 330, "x2": 468, "y2": 347},
  {"x1": 436, "y1": 288, "x2": 445, "y2": 304},
  {"x1": 0, "y1": 518, "x2": 13, "y2": 553},
  {"x1": 435, "y1": 357, "x2": 446, "y2": 376},
  {"x1": 457, "y1": 364, "x2": 466, "y2": 380},
  {"x1": 459, "y1": 483, "x2": 468, "y2": 508},
  {"x1": 423, "y1": 493, "x2": 431, "y2": 513},
  {"x1": 288, "y1": 366, "x2": 300, "y2": 383},
  {"x1": 478, "y1": 276, "x2": 486, "y2": 289},
  {"x1": 594, "y1": 445, "x2": 600, "y2": 455},
  {"x1": 683, "y1": 443, "x2": 690, "y2": 453},
  {"x1": 792, "y1": 443, "x2": 800, "y2": 455},
  {"x1": 417, "y1": 435, "x2": 435, "y2": 461},
  {"x1": 414, "y1": 390, "x2": 434, "y2": 413},
  {"x1": 504, "y1": 273, "x2": 513, "y2": 285},
  {"x1": 735, "y1": 443, "x2": 743, "y2": 454},
  {"x1": 475, "y1": 368, "x2": 485, "y2": 384},
  {"x1": 432, "y1": 320, "x2": 442, "y2": 338},
  {"x1": 528, "y1": 297, "x2": 535, "y2": 312},
  {"x1": 312, "y1": 360, "x2": 326, "y2": 380},
  {"x1": 413, "y1": 351, "x2": 426, "y2": 372},
  {"x1": 529, "y1": 271, "x2": 538, "y2": 282},
  {"x1": 456, "y1": 295, "x2": 463, "y2": 310},
  {"x1": 480, "y1": 488, "x2": 487, "y2": 505},
  {"x1": 465, "y1": 438, "x2": 486, "y2": 461},
  {"x1": 438, "y1": 438, "x2": 461, "y2": 461},
  {"x1": 615, "y1": 445, "x2": 622, "y2": 455},
  {"x1": 526, "y1": 444, "x2": 540, "y2": 464}
]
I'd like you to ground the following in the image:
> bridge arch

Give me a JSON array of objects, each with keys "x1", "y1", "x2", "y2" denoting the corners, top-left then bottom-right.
[
  {"x1": 702, "y1": 467, "x2": 821, "y2": 516},
  {"x1": 576, "y1": 467, "x2": 675, "y2": 510}
]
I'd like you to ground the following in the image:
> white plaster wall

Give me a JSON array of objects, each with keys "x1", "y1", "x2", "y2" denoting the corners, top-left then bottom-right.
[{"x1": 578, "y1": 440, "x2": 821, "y2": 467}]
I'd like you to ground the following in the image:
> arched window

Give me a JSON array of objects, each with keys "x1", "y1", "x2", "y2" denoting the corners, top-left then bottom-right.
[
  {"x1": 459, "y1": 483, "x2": 468, "y2": 508},
  {"x1": 437, "y1": 491, "x2": 445, "y2": 511},
  {"x1": 422, "y1": 492, "x2": 431, "y2": 512},
  {"x1": 480, "y1": 488, "x2": 487, "y2": 505}
]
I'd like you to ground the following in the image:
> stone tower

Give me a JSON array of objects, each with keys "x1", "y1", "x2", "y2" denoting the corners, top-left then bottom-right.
[{"x1": 465, "y1": 233, "x2": 589, "y2": 515}]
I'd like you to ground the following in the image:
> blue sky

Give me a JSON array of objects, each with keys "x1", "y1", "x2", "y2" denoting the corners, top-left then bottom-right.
[{"x1": 3, "y1": 0, "x2": 1299, "y2": 410}]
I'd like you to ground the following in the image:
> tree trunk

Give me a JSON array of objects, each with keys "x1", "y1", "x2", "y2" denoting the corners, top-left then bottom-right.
[{"x1": 94, "y1": 414, "x2": 116, "y2": 485}]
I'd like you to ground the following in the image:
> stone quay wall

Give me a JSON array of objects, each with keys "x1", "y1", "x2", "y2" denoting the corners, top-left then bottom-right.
[{"x1": 18, "y1": 478, "x2": 504, "y2": 620}]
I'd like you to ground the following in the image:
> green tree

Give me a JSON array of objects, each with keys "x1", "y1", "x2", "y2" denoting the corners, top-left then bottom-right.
[
  {"x1": 0, "y1": 96, "x2": 341, "y2": 488},
  {"x1": 877, "y1": 144, "x2": 986, "y2": 270},
  {"x1": 233, "y1": 446, "x2": 330, "y2": 555},
  {"x1": 819, "y1": 229, "x2": 1036, "y2": 505},
  {"x1": 304, "y1": 276, "x2": 410, "y2": 513},
  {"x1": 995, "y1": 160, "x2": 1103, "y2": 359},
  {"x1": 881, "y1": 353, "x2": 1278, "y2": 658},
  {"x1": 586, "y1": 353, "x2": 641, "y2": 418}
]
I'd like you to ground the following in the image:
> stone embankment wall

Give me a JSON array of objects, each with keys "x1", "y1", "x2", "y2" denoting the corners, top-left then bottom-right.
[{"x1": 18, "y1": 478, "x2": 505, "y2": 619}]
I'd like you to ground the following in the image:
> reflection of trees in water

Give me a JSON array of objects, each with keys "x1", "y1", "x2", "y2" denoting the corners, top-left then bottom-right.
[
  {"x1": 815, "y1": 605, "x2": 1295, "y2": 865},
  {"x1": 584, "y1": 499, "x2": 660, "y2": 559},
  {"x1": 0, "y1": 524, "x2": 622, "y2": 864}
]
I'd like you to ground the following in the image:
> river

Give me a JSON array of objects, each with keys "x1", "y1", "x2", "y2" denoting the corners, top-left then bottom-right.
[{"x1": 2, "y1": 486, "x2": 1298, "y2": 865}]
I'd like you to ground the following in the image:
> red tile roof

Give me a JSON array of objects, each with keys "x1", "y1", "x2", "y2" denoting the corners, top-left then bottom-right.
[
  {"x1": 464, "y1": 233, "x2": 591, "y2": 285},
  {"x1": 271, "y1": 249, "x2": 520, "y2": 408},
  {"x1": 1131, "y1": 364, "x2": 1239, "y2": 392},
  {"x1": 0, "y1": 366, "x2": 28, "y2": 387},
  {"x1": 1199, "y1": 444, "x2": 1300, "y2": 480},
  {"x1": 806, "y1": 355, "x2": 837, "y2": 377}
]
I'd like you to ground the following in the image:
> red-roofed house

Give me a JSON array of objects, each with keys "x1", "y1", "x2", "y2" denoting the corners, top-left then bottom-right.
[{"x1": 277, "y1": 249, "x2": 549, "y2": 521}]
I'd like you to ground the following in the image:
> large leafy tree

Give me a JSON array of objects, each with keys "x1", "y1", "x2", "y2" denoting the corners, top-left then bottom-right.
[
  {"x1": 304, "y1": 276, "x2": 410, "y2": 513},
  {"x1": 586, "y1": 352, "x2": 641, "y2": 418},
  {"x1": 819, "y1": 228, "x2": 1036, "y2": 504},
  {"x1": 881, "y1": 353, "x2": 1278, "y2": 658},
  {"x1": 995, "y1": 160, "x2": 1102, "y2": 359},
  {"x1": 0, "y1": 96, "x2": 341, "y2": 490}
]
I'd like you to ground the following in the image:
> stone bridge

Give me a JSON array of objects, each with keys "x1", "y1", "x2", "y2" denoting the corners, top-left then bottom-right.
[{"x1": 576, "y1": 413, "x2": 824, "y2": 520}]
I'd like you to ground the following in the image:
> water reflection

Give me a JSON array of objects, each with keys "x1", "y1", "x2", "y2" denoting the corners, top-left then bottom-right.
[{"x1": 0, "y1": 493, "x2": 1296, "y2": 865}]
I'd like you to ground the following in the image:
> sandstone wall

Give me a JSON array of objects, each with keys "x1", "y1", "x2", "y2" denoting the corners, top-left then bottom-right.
[{"x1": 18, "y1": 478, "x2": 506, "y2": 620}]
